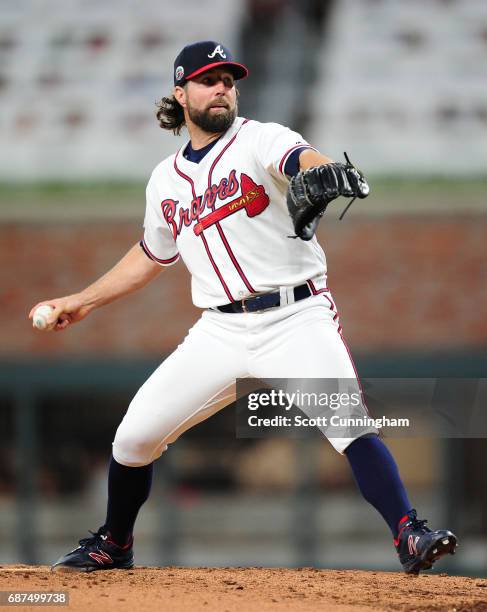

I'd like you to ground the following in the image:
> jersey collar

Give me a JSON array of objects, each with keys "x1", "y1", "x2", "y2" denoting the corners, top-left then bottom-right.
[{"x1": 176, "y1": 117, "x2": 245, "y2": 169}]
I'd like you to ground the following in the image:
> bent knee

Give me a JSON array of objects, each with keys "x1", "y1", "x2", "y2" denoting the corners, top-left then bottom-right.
[{"x1": 112, "y1": 427, "x2": 167, "y2": 467}]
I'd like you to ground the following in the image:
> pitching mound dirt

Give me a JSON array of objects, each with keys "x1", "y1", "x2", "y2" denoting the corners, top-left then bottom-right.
[{"x1": 1, "y1": 566, "x2": 486, "y2": 611}]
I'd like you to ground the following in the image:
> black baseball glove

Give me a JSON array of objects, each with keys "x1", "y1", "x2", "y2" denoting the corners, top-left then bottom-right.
[{"x1": 286, "y1": 152, "x2": 370, "y2": 241}]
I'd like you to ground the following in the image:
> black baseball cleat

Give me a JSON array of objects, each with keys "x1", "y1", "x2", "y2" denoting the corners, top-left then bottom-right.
[
  {"x1": 394, "y1": 509, "x2": 457, "y2": 575},
  {"x1": 51, "y1": 528, "x2": 134, "y2": 573}
]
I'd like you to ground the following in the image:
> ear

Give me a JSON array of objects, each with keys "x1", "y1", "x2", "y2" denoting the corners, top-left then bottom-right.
[{"x1": 173, "y1": 85, "x2": 187, "y2": 108}]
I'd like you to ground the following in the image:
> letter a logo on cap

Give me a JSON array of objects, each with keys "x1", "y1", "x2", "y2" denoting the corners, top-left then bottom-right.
[{"x1": 208, "y1": 45, "x2": 226, "y2": 59}]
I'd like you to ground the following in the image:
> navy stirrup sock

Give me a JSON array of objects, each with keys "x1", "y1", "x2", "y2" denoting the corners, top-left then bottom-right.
[
  {"x1": 345, "y1": 435, "x2": 411, "y2": 538},
  {"x1": 104, "y1": 455, "x2": 153, "y2": 546}
]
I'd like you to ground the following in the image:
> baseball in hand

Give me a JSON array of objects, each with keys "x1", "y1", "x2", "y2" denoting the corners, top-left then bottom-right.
[{"x1": 33, "y1": 304, "x2": 56, "y2": 331}]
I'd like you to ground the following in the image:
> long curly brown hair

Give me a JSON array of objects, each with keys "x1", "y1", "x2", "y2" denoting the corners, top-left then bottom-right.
[{"x1": 155, "y1": 95, "x2": 186, "y2": 135}]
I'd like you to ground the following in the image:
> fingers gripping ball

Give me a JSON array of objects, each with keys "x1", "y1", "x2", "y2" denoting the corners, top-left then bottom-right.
[{"x1": 33, "y1": 304, "x2": 56, "y2": 331}]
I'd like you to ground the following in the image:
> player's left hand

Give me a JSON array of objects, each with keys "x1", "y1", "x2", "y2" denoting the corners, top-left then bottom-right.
[{"x1": 286, "y1": 152, "x2": 370, "y2": 241}]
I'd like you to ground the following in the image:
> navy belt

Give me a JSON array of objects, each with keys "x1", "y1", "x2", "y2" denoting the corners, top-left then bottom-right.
[{"x1": 217, "y1": 283, "x2": 312, "y2": 313}]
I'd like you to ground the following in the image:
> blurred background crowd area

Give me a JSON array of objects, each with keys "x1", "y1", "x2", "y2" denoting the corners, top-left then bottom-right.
[{"x1": 1, "y1": 0, "x2": 487, "y2": 574}]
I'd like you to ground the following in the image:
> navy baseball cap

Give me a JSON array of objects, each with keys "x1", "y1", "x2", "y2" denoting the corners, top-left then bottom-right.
[{"x1": 173, "y1": 40, "x2": 249, "y2": 86}]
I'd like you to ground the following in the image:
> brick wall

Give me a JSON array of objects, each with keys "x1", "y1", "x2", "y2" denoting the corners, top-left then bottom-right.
[
  {"x1": 2, "y1": 216, "x2": 486, "y2": 357},
  {"x1": 321, "y1": 216, "x2": 487, "y2": 351}
]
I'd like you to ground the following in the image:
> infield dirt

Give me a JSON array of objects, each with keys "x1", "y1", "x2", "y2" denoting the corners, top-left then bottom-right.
[{"x1": 1, "y1": 566, "x2": 486, "y2": 611}]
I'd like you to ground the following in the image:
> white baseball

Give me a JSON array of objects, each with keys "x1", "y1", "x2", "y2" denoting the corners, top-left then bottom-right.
[{"x1": 33, "y1": 304, "x2": 56, "y2": 331}]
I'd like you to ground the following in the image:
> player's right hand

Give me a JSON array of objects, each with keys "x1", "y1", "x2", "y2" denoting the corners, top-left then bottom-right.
[{"x1": 29, "y1": 294, "x2": 92, "y2": 332}]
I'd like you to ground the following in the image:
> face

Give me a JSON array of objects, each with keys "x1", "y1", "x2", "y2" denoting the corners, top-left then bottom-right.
[{"x1": 174, "y1": 68, "x2": 238, "y2": 133}]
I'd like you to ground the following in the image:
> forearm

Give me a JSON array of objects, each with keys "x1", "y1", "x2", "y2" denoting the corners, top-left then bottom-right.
[
  {"x1": 79, "y1": 242, "x2": 163, "y2": 312},
  {"x1": 299, "y1": 149, "x2": 334, "y2": 171}
]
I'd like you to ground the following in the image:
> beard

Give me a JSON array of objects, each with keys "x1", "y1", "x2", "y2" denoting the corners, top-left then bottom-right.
[{"x1": 187, "y1": 101, "x2": 237, "y2": 133}]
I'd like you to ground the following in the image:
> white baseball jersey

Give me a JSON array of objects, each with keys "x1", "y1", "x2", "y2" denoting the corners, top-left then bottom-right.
[
  {"x1": 142, "y1": 116, "x2": 328, "y2": 308},
  {"x1": 112, "y1": 117, "x2": 376, "y2": 465}
]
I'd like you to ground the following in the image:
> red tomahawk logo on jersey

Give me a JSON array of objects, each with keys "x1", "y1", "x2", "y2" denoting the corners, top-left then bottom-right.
[{"x1": 194, "y1": 174, "x2": 270, "y2": 236}]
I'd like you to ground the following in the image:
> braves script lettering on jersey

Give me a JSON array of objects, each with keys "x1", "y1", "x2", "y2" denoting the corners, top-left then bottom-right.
[
  {"x1": 112, "y1": 115, "x2": 377, "y2": 468},
  {"x1": 44, "y1": 40, "x2": 457, "y2": 577},
  {"x1": 142, "y1": 118, "x2": 327, "y2": 307}
]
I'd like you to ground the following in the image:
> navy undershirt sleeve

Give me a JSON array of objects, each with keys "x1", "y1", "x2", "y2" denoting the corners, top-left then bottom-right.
[{"x1": 283, "y1": 147, "x2": 312, "y2": 177}]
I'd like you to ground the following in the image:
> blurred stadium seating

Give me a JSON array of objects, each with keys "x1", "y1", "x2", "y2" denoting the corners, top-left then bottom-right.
[
  {"x1": 0, "y1": 0, "x2": 245, "y2": 179},
  {"x1": 308, "y1": 0, "x2": 487, "y2": 173}
]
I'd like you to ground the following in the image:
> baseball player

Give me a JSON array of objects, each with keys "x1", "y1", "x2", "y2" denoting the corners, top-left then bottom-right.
[{"x1": 29, "y1": 41, "x2": 457, "y2": 574}]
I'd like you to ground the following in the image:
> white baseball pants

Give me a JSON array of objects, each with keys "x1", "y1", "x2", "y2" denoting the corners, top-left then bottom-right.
[{"x1": 112, "y1": 292, "x2": 373, "y2": 466}]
